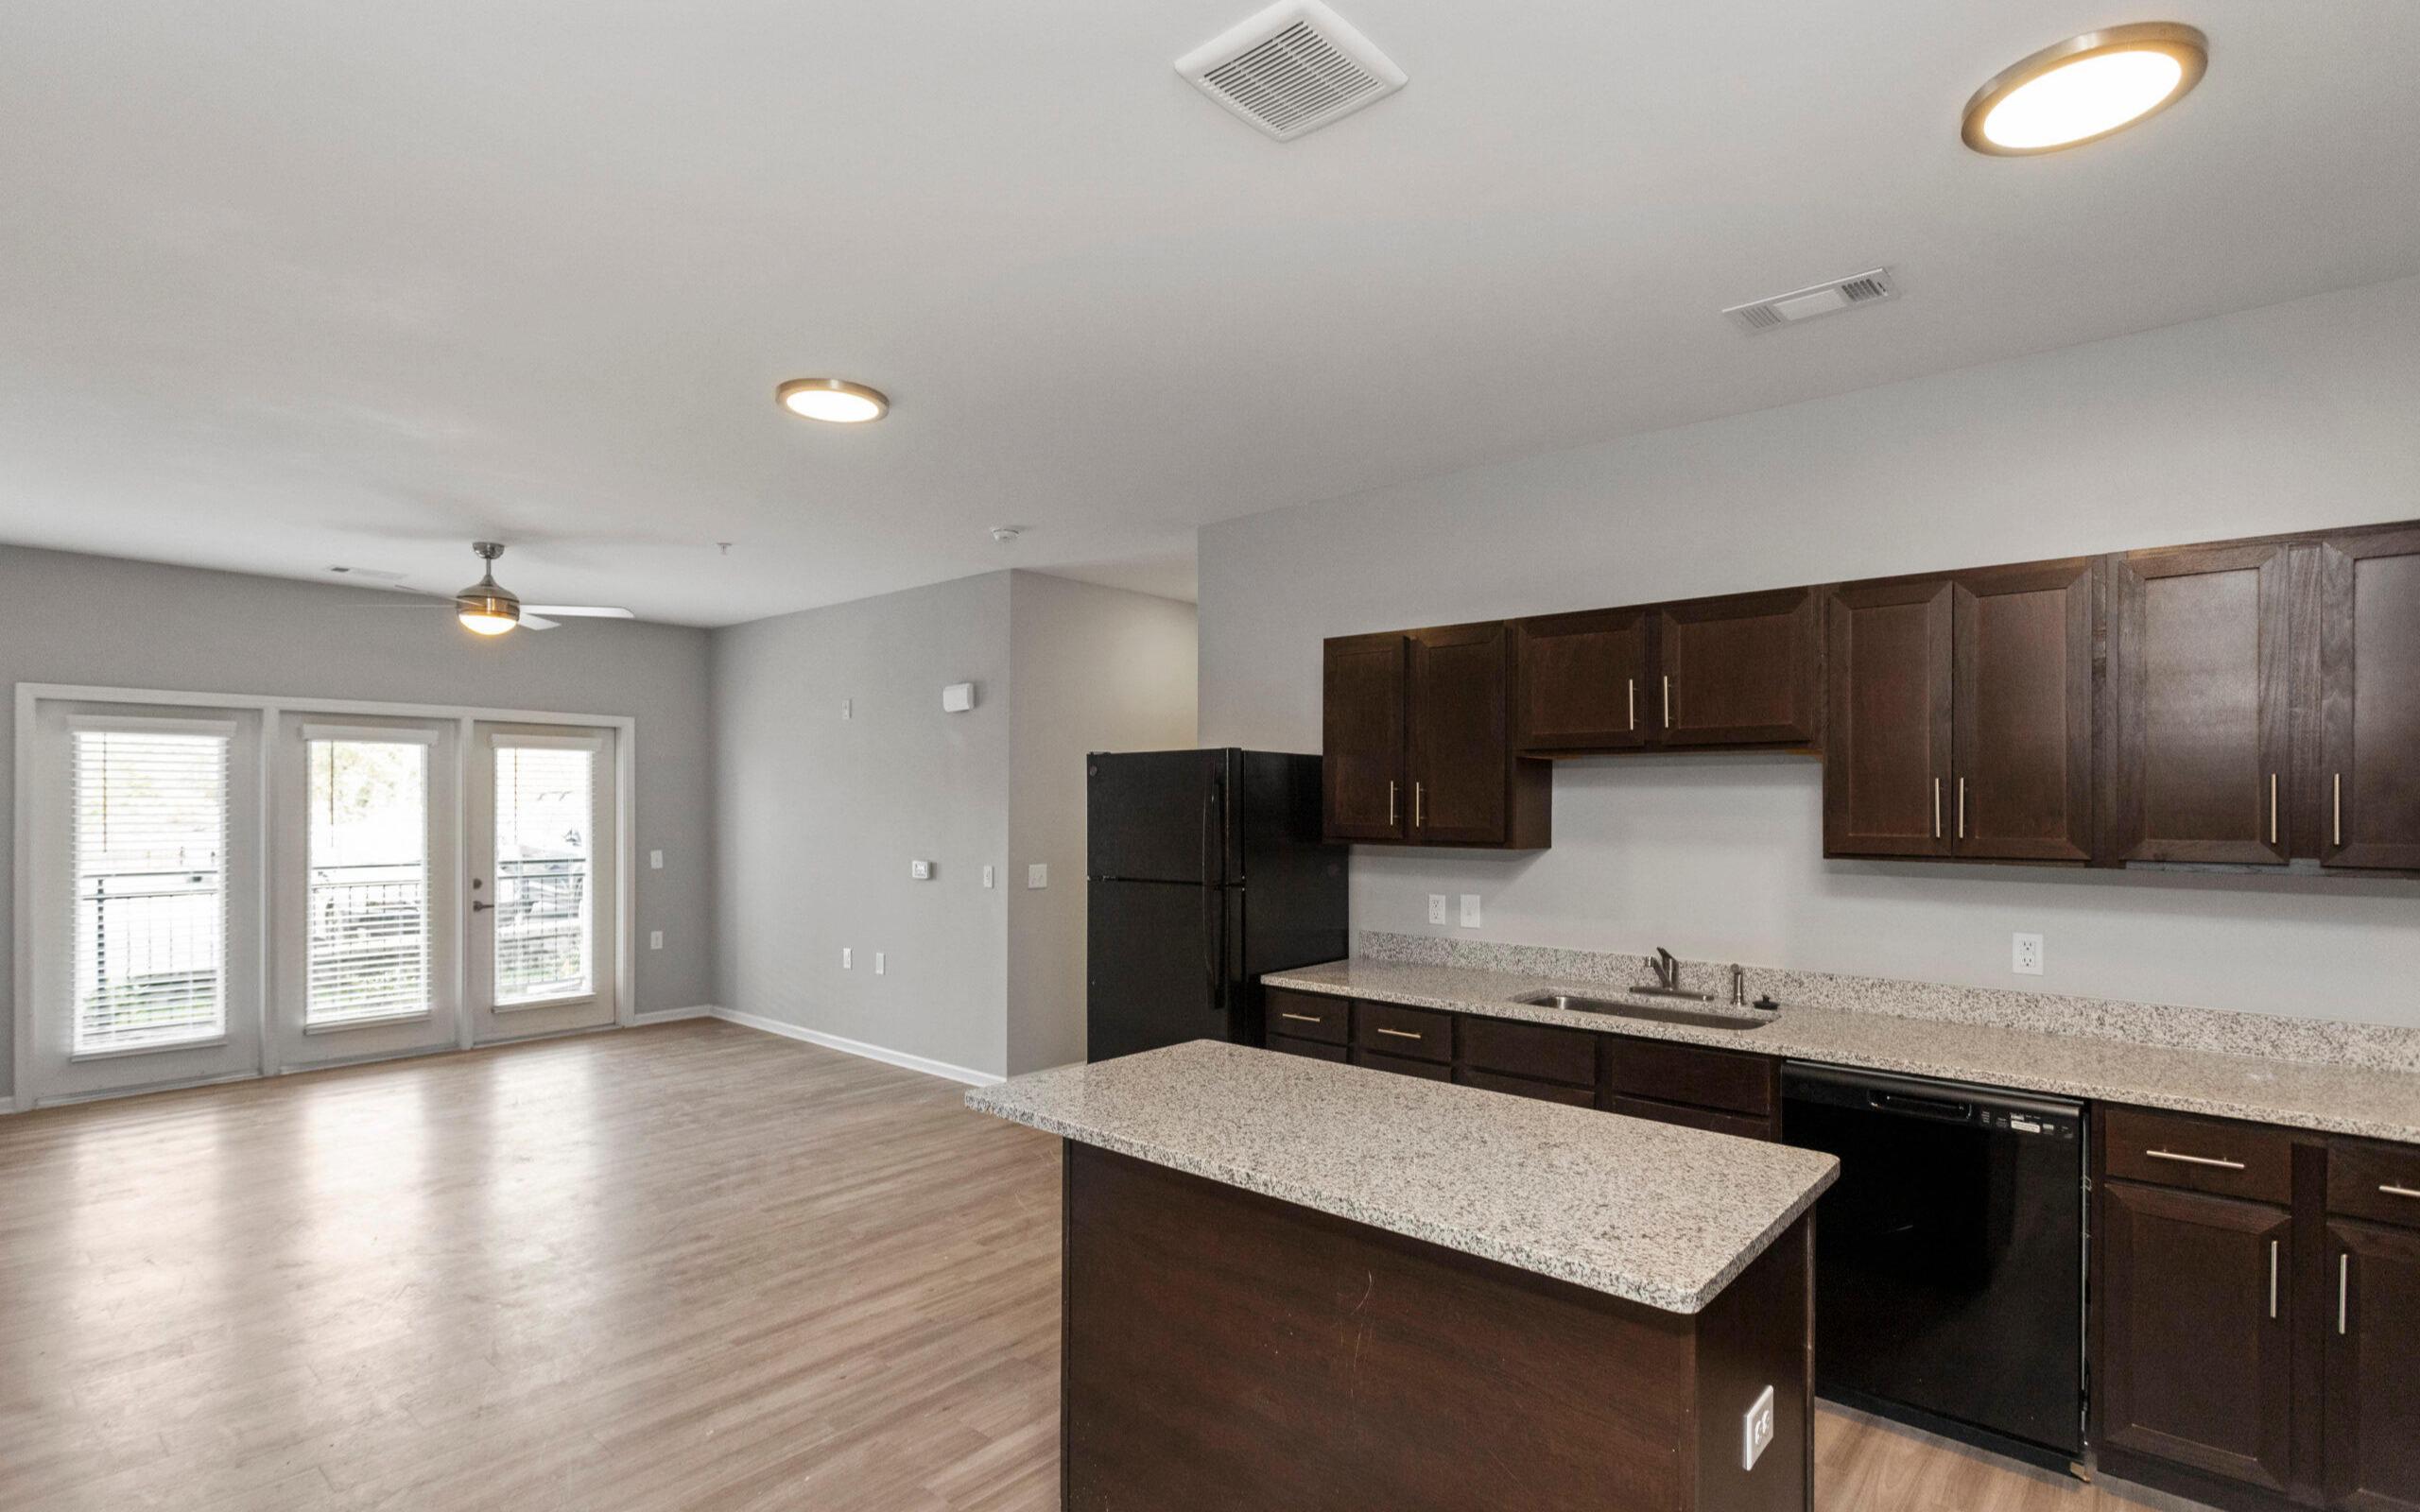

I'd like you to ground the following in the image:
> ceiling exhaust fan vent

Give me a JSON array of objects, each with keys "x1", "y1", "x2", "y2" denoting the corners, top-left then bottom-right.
[
  {"x1": 1176, "y1": 1, "x2": 1406, "y2": 142},
  {"x1": 1723, "y1": 267, "x2": 1900, "y2": 334}
]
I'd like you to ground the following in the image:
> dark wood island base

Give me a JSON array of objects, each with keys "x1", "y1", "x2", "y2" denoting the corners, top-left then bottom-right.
[{"x1": 1060, "y1": 1143, "x2": 1815, "y2": 1512}]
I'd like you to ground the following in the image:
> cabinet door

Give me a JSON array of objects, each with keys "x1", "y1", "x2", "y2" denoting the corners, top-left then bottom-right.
[
  {"x1": 2319, "y1": 527, "x2": 2420, "y2": 870},
  {"x1": 2325, "y1": 1219, "x2": 2420, "y2": 1512},
  {"x1": 1322, "y1": 632, "x2": 1408, "y2": 842},
  {"x1": 1513, "y1": 607, "x2": 1650, "y2": 752},
  {"x1": 1652, "y1": 587, "x2": 1822, "y2": 747},
  {"x1": 1952, "y1": 560, "x2": 2094, "y2": 861},
  {"x1": 2099, "y1": 1180, "x2": 2295, "y2": 1495},
  {"x1": 1824, "y1": 579, "x2": 1953, "y2": 857},
  {"x1": 2109, "y1": 542, "x2": 2292, "y2": 864},
  {"x1": 1407, "y1": 622, "x2": 1512, "y2": 845}
]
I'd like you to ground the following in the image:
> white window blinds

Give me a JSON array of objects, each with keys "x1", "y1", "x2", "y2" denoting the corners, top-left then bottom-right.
[
  {"x1": 493, "y1": 743, "x2": 596, "y2": 1005},
  {"x1": 71, "y1": 727, "x2": 231, "y2": 1054},
  {"x1": 306, "y1": 738, "x2": 432, "y2": 1027}
]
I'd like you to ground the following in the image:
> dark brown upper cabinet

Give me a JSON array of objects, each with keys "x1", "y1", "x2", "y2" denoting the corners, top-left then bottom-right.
[
  {"x1": 1512, "y1": 587, "x2": 1821, "y2": 756},
  {"x1": 1824, "y1": 578, "x2": 1953, "y2": 857},
  {"x1": 1321, "y1": 631, "x2": 1409, "y2": 842},
  {"x1": 1952, "y1": 560, "x2": 2096, "y2": 861},
  {"x1": 1653, "y1": 587, "x2": 1824, "y2": 748},
  {"x1": 1322, "y1": 623, "x2": 1549, "y2": 849},
  {"x1": 2318, "y1": 525, "x2": 2420, "y2": 871},
  {"x1": 1512, "y1": 607, "x2": 1651, "y2": 752},
  {"x1": 2108, "y1": 539, "x2": 2296, "y2": 866}
]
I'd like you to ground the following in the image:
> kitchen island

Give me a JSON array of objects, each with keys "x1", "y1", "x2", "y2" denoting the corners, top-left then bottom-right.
[{"x1": 968, "y1": 1040, "x2": 1840, "y2": 1512}]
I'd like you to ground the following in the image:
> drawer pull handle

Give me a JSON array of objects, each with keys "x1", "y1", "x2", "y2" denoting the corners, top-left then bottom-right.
[
  {"x1": 1279, "y1": 1012, "x2": 1324, "y2": 1023},
  {"x1": 1374, "y1": 1027, "x2": 1425, "y2": 1041},
  {"x1": 2145, "y1": 1149, "x2": 2247, "y2": 1171},
  {"x1": 2382, "y1": 1184, "x2": 2420, "y2": 1201}
]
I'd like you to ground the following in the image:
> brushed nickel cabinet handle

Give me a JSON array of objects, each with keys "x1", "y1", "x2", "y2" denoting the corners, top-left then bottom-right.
[
  {"x1": 1280, "y1": 1012, "x2": 1323, "y2": 1023},
  {"x1": 1958, "y1": 778, "x2": 1967, "y2": 842},
  {"x1": 2381, "y1": 1184, "x2": 2420, "y2": 1200},
  {"x1": 1933, "y1": 778, "x2": 1942, "y2": 840},
  {"x1": 1663, "y1": 675, "x2": 1672, "y2": 730},
  {"x1": 2145, "y1": 1148, "x2": 2247, "y2": 1171},
  {"x1": 2269, "y1": 774, "x2": 2278, "y2": 847},
  {"x1": 1414, "y1": 782, "x2": 1424, "y2": 829},
  {"x1": 2340, "y1": 1252, "x2": 2350, "y2": 1335},
  {"x1": 1374, "y1": 1027, "x2": 1424, "y2": 1041},
  {"x1": 2269, "y1": 1240, "x2": 2279, "y2": 1319},
  {"x1": 2335, "y1": 772, "x2": 2343, "y2": 847},
  {"x1": 1627, "y1": 678, "x2": 1635, "y2": 732},
  {"x1": 1387, "y1": 781, "x2": 1397, "y2": 827}
]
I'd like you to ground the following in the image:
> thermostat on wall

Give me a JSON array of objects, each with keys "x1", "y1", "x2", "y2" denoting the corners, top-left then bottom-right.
[{"x1": 942, "y1": 681, "x2": 976, "y2": 713}]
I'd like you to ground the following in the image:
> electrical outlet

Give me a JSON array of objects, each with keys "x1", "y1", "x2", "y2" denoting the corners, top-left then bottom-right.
[
  {"x1": 874, "y1": 952, "x2": 886, "y2": 976},
  {"x1": 1027, "y1": 864, "x2": 1048, "y2": 889},
  {"x1": 840, "y1": 698, "x2": 853, "y2": 720},
  {"x1": 1459, "y1": 894, "x2": 1481, "y2": 929},
  {"x1": 2013, "y1": 933, "x2": 2045, "y2": 975},
  {"x1": 841, "y1": 947, "x2": 852, "y2": 970},
  {"x1": 1742, "y1": 1384, "x2": 1776, "y2": 1470},
  {"x1": 1427, "y1": 894, "x2": 1446, "y2": 924},
  {"x1": 648, "y1": 930, "x2": 663, "y2": 951},
  {"x1": 649, "y1": 849, "x2": 664, "y2": 870}
]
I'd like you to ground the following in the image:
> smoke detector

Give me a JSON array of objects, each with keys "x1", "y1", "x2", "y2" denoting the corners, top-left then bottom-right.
[
  {"x1": 1723, "y1": 268, "x2": 1900, "y2": 334},
  {"x1": 991, "y1": 525, "x2": 1023, "y2": 543},
  {"x1": 1176, "y1": 2, "x2": 1406, "y2": 142}
]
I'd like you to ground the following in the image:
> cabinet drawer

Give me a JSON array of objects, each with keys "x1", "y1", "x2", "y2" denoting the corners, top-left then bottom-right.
[
  {"x1": 1458, "y1": 1015, "x2": 1596, "y2": 1087},
  {"x1": 1352, "y1": 1047, "x2": 1451, "y2": 1082},
  {"x1": 1266, "y1": 1035, "x2": 1347, "y2": 1065},
  {"x1": 1605, "y1": 1095, "x2": 1775, "y2": 1143},
  {"x1": 2102, "y1": 1107, "x2": 2293, "y2": 1205},
  {"x1": 1459, "y1": 1067, "x2": 1596, "y2": 1108},
  {"x1": 1263, "y1": 988, "x2": 1349, "y2": 1045},
  {"x1": 1600, "y1": 1038, "x2": 1776, "y2": 1119},
  {"x1": 2328, "y1": 1138, "x2": 2420, "y2": 1228},
  {"x1": 1353, "y1": 1002, "x2": 1453, "y2": 1063}
]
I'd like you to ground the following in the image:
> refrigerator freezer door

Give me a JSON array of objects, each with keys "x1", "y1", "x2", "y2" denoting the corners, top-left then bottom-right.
[
  {"x1": 1087, "y1": 880, "x2": 1229, "y2": 1062},
  {"x1": 1087, "y1": 750, "x2": 1235, "y2": 885}
]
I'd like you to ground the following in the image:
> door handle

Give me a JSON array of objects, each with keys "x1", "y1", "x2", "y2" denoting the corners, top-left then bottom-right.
[
  {"x1": 1957, "y1": 777, "x2": 1966, "y2": 841},
  {"x1": 1627, "y1": 678, "x2": 1635, "y2": 732},
  {"x1": 2269, "y1": 1239, "x2": 2279, "y2": 1319},
  {"x1": 1413, "y1": 782, "x2": 1424, "y2": 829},
  {"x1": 2334, "y1": 772, "x2": 2343, "y2": 848},
  {"x1": 2269, "y1": 773, "x2": 2278, "y2": 847},
  {"x1": 2339, "y1": 1252, "x2": 2350, "y2": 1336},
  {"x1": 1663, "y1": 675, "x2": 1672, "y2": 730},
  {"x1": 1388, "y1": 780, "x2": 1397, "y2": 827},
  {"x1": 1933, "y1": 778, "x2": 1942, "y2": 840}
]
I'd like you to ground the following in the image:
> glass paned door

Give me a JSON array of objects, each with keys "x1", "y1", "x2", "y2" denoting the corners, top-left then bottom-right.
[
  {"x1": 268, "y1": 719, "x2": 458, "y2": 1072},
  {"x1": 467, "y1": 725, "x2": 618, "y2": 1040}
]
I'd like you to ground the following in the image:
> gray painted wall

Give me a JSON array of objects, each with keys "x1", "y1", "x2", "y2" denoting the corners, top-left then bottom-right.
[
  {"x1": 0, "y1": 544, "x2": 716, "y2": 1101},
  {"x1": 710, "y1": 572, "x2": 1014, "y2": 1077},
  {"x1": 1007, "y1": 573, "x2": 1198, "y2": 1075},
  {"x1": 1199, "y1": 273, "x2": 2420, "y2": 1028}
]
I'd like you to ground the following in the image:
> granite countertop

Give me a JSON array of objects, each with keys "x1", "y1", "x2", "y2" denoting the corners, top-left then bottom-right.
[
  {"x1": 1265, "y1": 957, "x2": 2420, "y2": 1144},
  {"x1": 967, "y1": 1040, "x2": 1839, "y2": 1314}
]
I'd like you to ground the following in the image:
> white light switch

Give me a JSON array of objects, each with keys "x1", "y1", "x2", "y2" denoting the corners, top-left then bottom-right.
[
  {"x1": 909, "y1": 859, "x2": 933, "y2": 881},
  {"x1": 1027, "y1": 864, "x2": 1047, "y2": 889},
  {"x1": 840, "y1": 698, "x2": 853, "y2": 720},
  {"x1": 648, "y1": 930, "x2": 663, "y2": 951},
  {"x1": 2013, "y1": 933, "x2": 2044, "y2": 975},
  {"x1": 873, "y1": 952, "x2": 886, "y2": 976},
  {"x1": 842, "y1": 947, "x2": 852, "y2": 969},
  {"x1": 1427, "y1": 894, "x2": 1446, "y2": 924},
  {"x1": 1743, "y1": 1384, "x2": 1776, "y2": 1470},
  {"x1": 983, "y1": 865, "x2": 995, "y2": 889},
  {"x1": 648, "y1": 849, "x2": 664, "y2": 870},
  {"x1": 1459, "y1": 894, "x2": 1481, "y2": 928}
]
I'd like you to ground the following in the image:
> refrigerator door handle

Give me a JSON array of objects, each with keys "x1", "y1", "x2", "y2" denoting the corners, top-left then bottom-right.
[{"x1": 1203, "y1": 883, "x2": 1223, "y2": 1016}]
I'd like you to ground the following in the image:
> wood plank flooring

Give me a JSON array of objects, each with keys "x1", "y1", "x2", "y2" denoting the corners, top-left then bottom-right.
[{"x1": 0, "y1": 1021, "x2": 2217, "y2": 1511}]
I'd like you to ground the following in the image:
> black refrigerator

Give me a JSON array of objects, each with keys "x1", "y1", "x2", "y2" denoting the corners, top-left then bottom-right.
[{"x1": 1087, "y1": 750, "x2": 1347, "y2": 1063}]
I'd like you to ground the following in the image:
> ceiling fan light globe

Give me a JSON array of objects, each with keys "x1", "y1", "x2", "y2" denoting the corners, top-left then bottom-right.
[{"x1": 456, "y1": 584, "x2": 520, "y2": 636}]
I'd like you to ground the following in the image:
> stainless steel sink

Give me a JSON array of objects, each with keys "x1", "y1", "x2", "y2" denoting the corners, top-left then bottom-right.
[{"x1": 1512, "y1": 990, "x2": 1773, "y2": 1033}]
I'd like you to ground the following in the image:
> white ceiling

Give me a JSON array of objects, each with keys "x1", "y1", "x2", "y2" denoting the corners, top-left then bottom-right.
[{"x1": 3, "y1": 1, "x2": 2415, "y2": 626}]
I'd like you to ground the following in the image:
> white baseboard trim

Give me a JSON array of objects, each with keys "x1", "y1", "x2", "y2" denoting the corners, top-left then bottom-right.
[
  {"x1": 711, "y1": 1008, "x2": 1005, "y2": 1087},
  {"x1": 631, "y1": 1004, "x2": 717, "y2": 1024}
]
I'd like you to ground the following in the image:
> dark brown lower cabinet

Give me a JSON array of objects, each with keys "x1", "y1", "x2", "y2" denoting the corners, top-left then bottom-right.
[
  {"x1": 2098, "y1": 1178, "x2": 2297, "y2": 1495},
  {"x1": 2324, "y1": 1219, "x2": 2420, "y2": 1512},
  {"x1": 2320, "y1": 526, "x2": 2420, "y2": 871},
  {"x1": 1266, "y1": 1034, "x2": 1345, "y2": 1063}
]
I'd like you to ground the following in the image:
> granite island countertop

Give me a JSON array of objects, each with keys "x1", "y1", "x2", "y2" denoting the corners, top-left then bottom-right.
[
  {"x1": 1264, "y1": 957, "x2": 2420, "y2": 1144},
  {"x1": 966, "y1": 1039, "x2": 1839, "y2": 1314}
]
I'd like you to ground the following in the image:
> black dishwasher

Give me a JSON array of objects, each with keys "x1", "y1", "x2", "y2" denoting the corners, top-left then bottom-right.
[{"x1": 1782, "y1": 1062, "x2": 2085, "y2": 1470}]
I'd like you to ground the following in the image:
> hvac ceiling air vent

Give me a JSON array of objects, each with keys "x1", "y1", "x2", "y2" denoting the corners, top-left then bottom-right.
[
  {"x1": 1176, "y1": 1, "x2": 1407, "y2": 142},
  {"x1": 1723, "y1": 268, "x2": 1901, "y2": 334}
]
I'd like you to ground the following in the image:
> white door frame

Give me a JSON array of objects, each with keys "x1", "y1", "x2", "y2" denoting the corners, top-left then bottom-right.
[{"x1": 13, "y1": 683, "x2": 638, "y2": 1111}]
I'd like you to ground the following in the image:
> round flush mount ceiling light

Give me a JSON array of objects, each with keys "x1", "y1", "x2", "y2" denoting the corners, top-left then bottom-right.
[
  {"x1": 1962, "y1": 23, "x2": 2207, "y2": 155},
  {"x1": 776, "y1": 377, "x2": 890, "y2": 423}
]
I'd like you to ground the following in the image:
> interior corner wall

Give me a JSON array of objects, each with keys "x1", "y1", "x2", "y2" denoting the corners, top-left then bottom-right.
[
  {"x1": 1197, "y1": 272, "x2": 2420, "y2": 1027},
  {"x1": 0, "y1": 544, "x2": 717, "y2": 1104},
  {"x1": 710, "y1": 571, "x2": 1013, "y2": 1079},
  {"x1": 1006, "y1": 572, "x2": 1199, "y2": 1076}
]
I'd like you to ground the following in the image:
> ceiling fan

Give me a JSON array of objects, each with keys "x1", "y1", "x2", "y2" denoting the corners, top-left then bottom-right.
[{"x1": 362, "y1": 541, "x2": 637, "y2": 636}]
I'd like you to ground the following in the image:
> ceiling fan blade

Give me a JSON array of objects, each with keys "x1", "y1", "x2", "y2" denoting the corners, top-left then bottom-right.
[
  {"x1": 520, "y1": 613, "x2": 562, "y2": 630},
  {"x1": 521, "y1": 605, "x2": 635, "y2": 619}
]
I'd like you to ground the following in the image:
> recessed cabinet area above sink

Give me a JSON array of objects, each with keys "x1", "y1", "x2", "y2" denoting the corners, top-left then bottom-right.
[{"x1": 1320, "y1": 520, "x2": 2420, "y2": 872}]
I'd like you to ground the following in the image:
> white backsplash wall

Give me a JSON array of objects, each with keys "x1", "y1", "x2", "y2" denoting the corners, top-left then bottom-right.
[{"x1": 1198, "y1": 274, "x2": 2420, "y2": 1029}]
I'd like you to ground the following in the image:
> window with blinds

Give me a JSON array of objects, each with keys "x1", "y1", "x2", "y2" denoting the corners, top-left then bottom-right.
[
  {"x1": 493, "y1": 744, "x2": 595, "y2": 1005},
  {"x1": 306, "y1": 738, "x2": 432, "y2": 1027},
  {"x1": 71, "y1": 727, "x2": 231, "y2": 1054}
]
